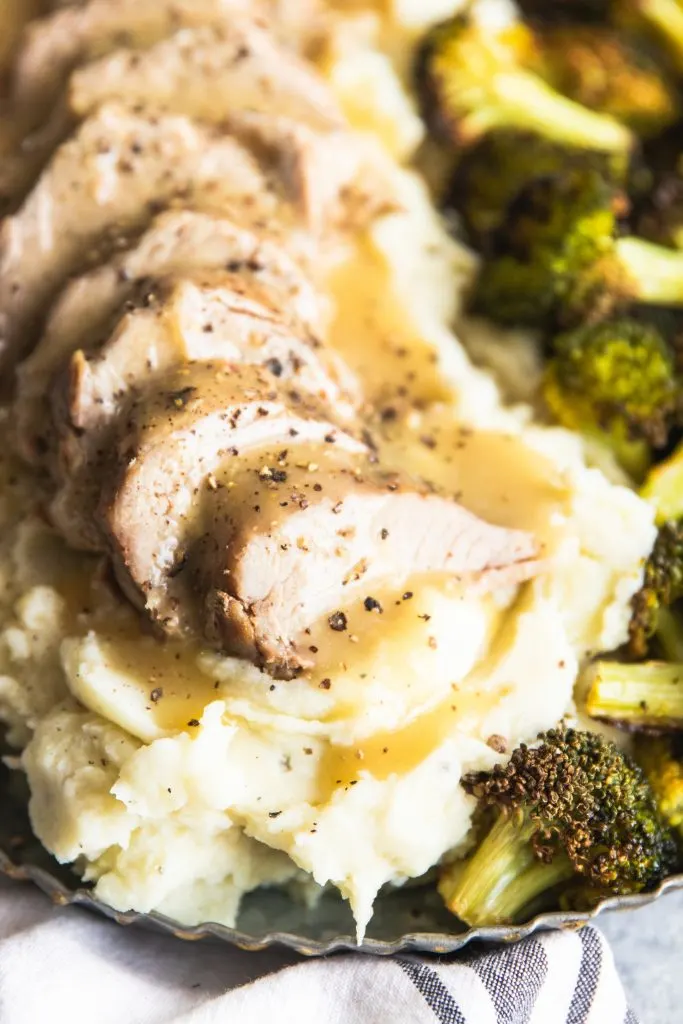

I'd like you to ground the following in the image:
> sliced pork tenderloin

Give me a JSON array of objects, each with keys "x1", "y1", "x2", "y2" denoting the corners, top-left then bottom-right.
[
  {"x1": 0, "y1": 105, "x2": 280, "y2": 380},
  {"x1": 14, "y1": 211, "x2": 326, "y2": 462},
  {"x1": 102, "y1": 432, "x2": 543, "y2": 677}
]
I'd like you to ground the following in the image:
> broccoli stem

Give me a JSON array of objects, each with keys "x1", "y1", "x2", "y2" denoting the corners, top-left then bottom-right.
[
  {"x1": 586, "y1": 659, "x2": 683, "y2": 728},
  {"x1": 461, "y1": 70, "x2": 633, "y2": 151},
  {"x1": 439, "y1": 812, "x2": 575, "y2": 926},
  {"x1": 638, "y1": 0, "x2": 683, "y2": 72},
  {"x1": 641, "y1": 443, "x2": 683, "y2": 524},
  {"x1": 616, "y1": 237, "x2": 683, "y2": 306}
]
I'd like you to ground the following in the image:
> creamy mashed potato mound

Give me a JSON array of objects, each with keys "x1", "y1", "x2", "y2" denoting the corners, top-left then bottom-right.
[{"x1": 0, "y1": 0, "x2": 657, "y2": 939}]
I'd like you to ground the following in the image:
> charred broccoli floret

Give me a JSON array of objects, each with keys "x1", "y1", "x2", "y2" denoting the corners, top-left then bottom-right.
[
  {"x1": 629, "y1": 519, "x2": 683, "y2": 655},
  {"x1": 472, "y1": 167, "x2": 683, "y2": 328},
  {"x1": 417, "y1": 14, "x2": 633, "y2": 153},
  {"x1": 519, "y1": 0, "x2": 683, "y2": 73},
  {"x1": 636, "y1": 735, "x2": 683, "y2": 839},
  {"x1": 542, "y1": 319, "x2": 682, "y2": 476},
  {"x1": 438, "y1": 727, "x2": 676, "y2": 926},
  {"x1": 586, "y1": 659, "x2": 683, "y2": 728},
  {"x1": 530, "y1": 26, "x2": 679, "y2": 137},
  {"x1": 446, "y1": 131, "x2": 626, "y2": 251}
]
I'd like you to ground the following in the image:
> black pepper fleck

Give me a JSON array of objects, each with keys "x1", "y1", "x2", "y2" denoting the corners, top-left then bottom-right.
[{"x1": 328, "y1": 611, "x2": 348, "y2": 632}]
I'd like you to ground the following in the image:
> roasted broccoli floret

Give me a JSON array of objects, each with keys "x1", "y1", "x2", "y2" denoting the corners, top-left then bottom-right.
[
  {"x1": 519, "y1": 0, "x2": 683, "y2": 73},
  {"x1": 585, "y1": 659, "x2": 683, "y2": 728},
  {"x1": 636, "y1": 735, "x2": 683, "y2": 839},
  {"x1": 438, "y1": 727, "x2": 676, "y2": 926},
  {"x1": 417, "y1": 15, "x2": 633, "y2": 153},
  {"x1": 446, "y1": 131, "x2": 626, "y2": 251},
  {"x1": 472, "y1": 167, "x2": 683, "y2": 328},
  {"x1": 629, "y1": 519, "x2": 683, "y2": 655},
  {"x1": 530, "y1": 26, "x2": 679, "y2": 137},
  {"x1": 542, "y1": 319, "x2": 681, "y2": 476}
]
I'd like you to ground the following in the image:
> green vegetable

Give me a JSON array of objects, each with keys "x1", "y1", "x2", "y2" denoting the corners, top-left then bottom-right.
[
  {"x1": 542, "y1": 318, "x2": 681, "y2": 477},
  {"x1": 585, "y1": 659, "x2": 683, "y2": 728},
  {"x1": 471, "y1": 167, "x2": 683, "y2": 328},
  {"x1": 439, "y1": 727, "x2": 676, "y2": 926},
  {"x1": 636, "y1": 735, "x2": 683, "y2": 840},
  {"x1": 417, "y1": 15, "x2": 633, "y2": 153},
  {"x1": 530, "y1": 25, "x2": 679, "y2": 137},
  {"x1": 629, "y1": 520, "x2": 683, "y2": 655},
  {"x1": 446, "y1": 131, "x2": 626, "y2": 251}
]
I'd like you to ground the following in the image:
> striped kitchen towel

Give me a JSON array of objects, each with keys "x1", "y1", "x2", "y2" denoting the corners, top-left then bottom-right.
[
  {"x1": 174, "y1": 926, "x2": 636, "y2": 1024},
  {"x1": 0, "y1": 880, "x2": 639, "y2": 1024}
]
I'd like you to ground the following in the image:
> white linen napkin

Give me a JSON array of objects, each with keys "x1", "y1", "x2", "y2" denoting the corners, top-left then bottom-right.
[{"x1": 0, "y1": 878, "x2": 637, "y2": 1024}]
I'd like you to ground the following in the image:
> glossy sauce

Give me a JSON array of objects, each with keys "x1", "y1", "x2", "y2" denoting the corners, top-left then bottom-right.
[
  {"x1": 326, "y1": 235, "x2": 452, "y2": 411},
  {"x1": 96, "y1": 634, "x2": 220, "y2": 733}
]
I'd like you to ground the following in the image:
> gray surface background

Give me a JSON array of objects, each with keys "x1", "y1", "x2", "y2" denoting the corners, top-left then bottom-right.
[{"x1": 601, "y1": 890, "x2": 683, "y2": 1023}]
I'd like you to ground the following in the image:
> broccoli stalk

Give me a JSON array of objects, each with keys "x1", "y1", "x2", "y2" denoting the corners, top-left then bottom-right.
[
  {"x1": 439, "y1": 811, "x2": 575, "y2": 926},
  {"x1": 586, "y1": 659, "x2": 683, "y2": 728},
  {"x1": 472, "y1": 167, "x2": 683, "y2": 328},
  {"x1": 418, "y1": 16, "x2": 633, "y2": 153},
  {"x1": 439, "y1": 728, "x2": 675, "y2": 926},
  {"x1": 624, "y1": 0, "x2": 683, "y2": 73}
]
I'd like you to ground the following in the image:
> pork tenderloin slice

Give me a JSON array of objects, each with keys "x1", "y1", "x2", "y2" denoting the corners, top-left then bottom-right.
[
  {"x1": 0, "y1": 104, "x2": 279, "y2": 379},
  {"x1": 65, "y1": 275, "x2": 355, "y2": 433},
  {"x1": 104, "y1": 442, "x2": 543, "y2": 677},
  {"x1": 228, "y1": 111, "x2": 397, "y2": 234},
  {"x1": 98, "y1": 362, "x2": 366, "y2": 625},
  {"x1": 10, "y1": 0, "x2": 252, "y2": 117},
  {"x1": 15, "y1": 212, "x2": 323, "y2": 462},
  {"x1": 50, "y1": 271, "x2": 356, "y2": 517},
  {"x1": 69, "y1": 21, "x2": 342, "y2": 132},
  {"x1": 2, "y1": 15, "x2": 345, "y2": 205}
]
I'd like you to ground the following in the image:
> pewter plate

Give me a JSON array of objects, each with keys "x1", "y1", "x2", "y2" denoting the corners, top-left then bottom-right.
[{"x1": 2, "y1": 760, "x2": 683, "y2": 954}]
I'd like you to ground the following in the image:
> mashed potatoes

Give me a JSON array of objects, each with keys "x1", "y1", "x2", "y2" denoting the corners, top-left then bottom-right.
[{"x1": 0, "y1": 0, "x2": 657, "y2": 939}]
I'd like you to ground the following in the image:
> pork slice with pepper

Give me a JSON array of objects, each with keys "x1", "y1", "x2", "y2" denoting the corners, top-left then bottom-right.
[
  {"x1": 1, "y1": 14, "x2": 344, "y2": 208},
  {"x1": 0, "y1": 105, "x2": 278, "y2": 380},
  {"x1": 15, "y1": 211, "x2": 327, "y2": 462},
  {"x1": 102, "y1": 428, "x2": 544, "y2": 677}
]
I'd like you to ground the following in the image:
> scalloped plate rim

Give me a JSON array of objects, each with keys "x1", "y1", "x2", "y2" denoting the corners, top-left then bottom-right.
[{"x1": 3, "y1": 845, "x2": 683, "y2": 955}]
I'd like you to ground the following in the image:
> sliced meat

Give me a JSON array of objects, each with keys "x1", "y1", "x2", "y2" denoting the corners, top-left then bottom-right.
[
  {"x1": 229, "y1": 111, "x2": 396, "y2": 234},
  {"x1": 46, "y1": 269, "x2": 358, "y2": 546},
  {"x1": 103, "y1": 438, "x2": 542, "y2": 677},
  {"x1": 0, "y1": 104, "x2": 280, "y2": 379},
  {"x1": 69, "y1": 21, "x2": 342, "y2": 132},
  {"x1": 14, "y1": 211, "x2": 324, "y2": 462},
  {"x1": 63, "y1": 274, "x2": 356, "y2": 437},
  {"x1": 2, "y1": 15, "x2": 344, "y2": 205},
  {"x1": 95, "y1": 362, "x2": 366, "y2": 615},
  {"x1": 10, "y1": 0, "x2": 250, "y2": 117},
  {"x1": 11, "y1": 0, "x2": 327, "y2": 116}
]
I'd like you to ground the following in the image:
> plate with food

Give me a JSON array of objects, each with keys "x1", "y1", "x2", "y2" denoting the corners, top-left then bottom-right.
[{"x1": 2, "y1": 0, "x2": 683, "y2": 956}]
